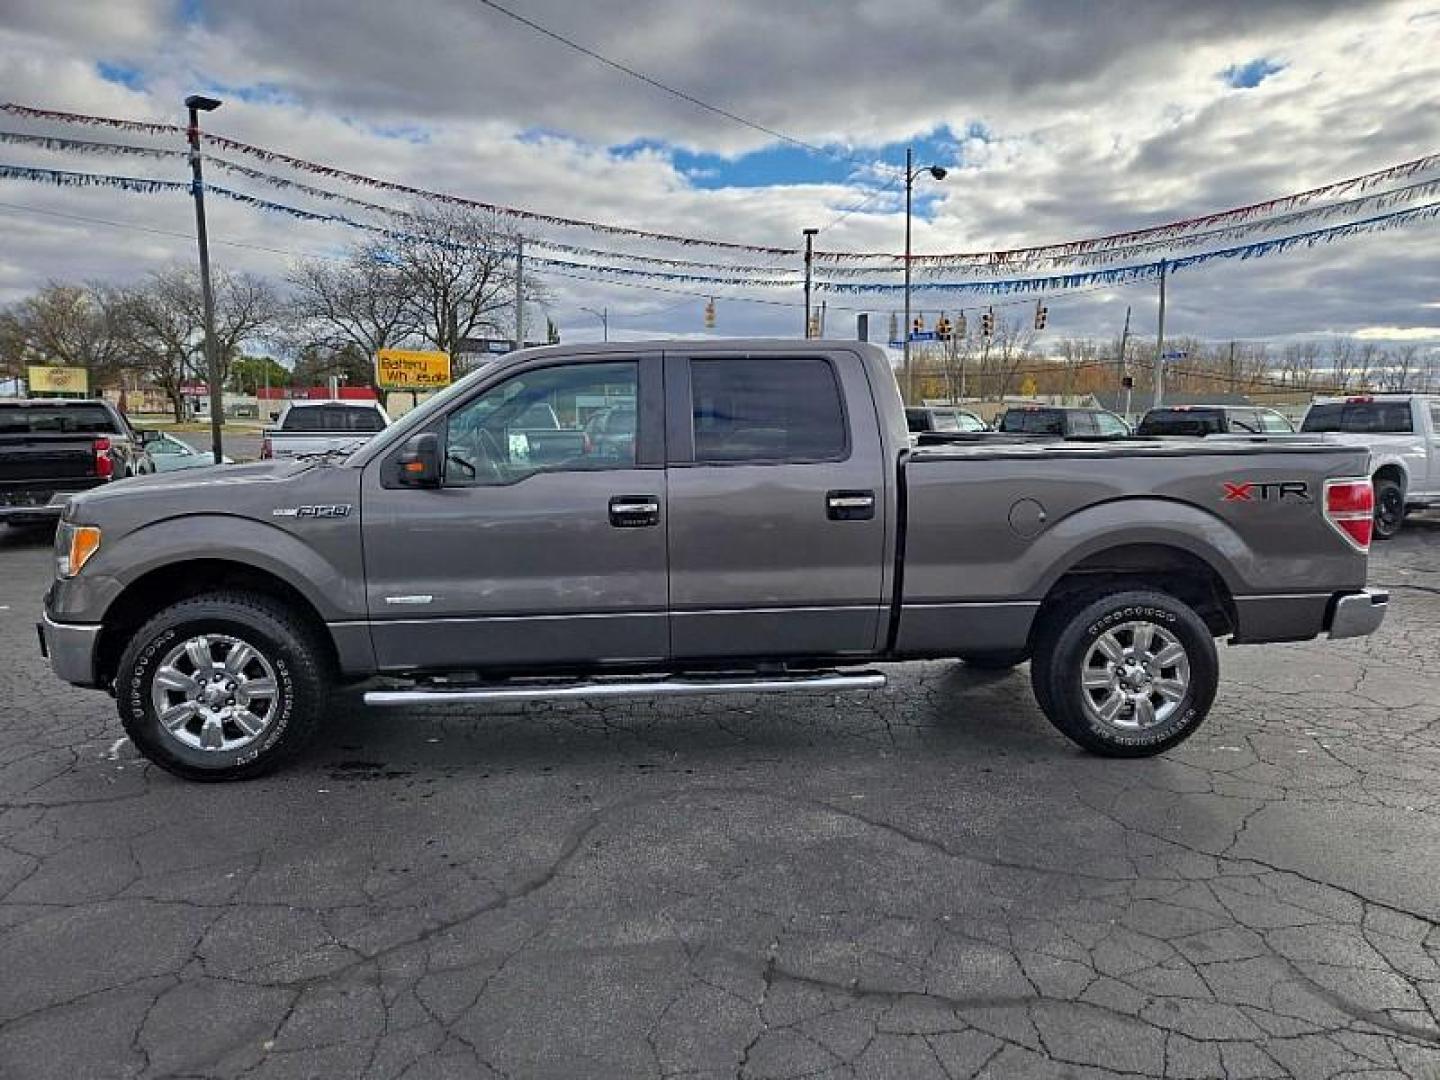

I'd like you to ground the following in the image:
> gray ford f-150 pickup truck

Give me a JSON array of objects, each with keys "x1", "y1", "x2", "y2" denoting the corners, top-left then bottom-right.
[{"x1": 39, "y1": 340, "x2": 1388, "y2": 780}]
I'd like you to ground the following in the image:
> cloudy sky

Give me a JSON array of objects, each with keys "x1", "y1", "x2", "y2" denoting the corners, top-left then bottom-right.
[{"x1": 1, "y1": 0, "x2": 1438, "y2": 351}]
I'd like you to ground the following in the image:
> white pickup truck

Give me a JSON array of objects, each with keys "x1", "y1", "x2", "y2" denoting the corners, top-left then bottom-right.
[
  {"x1": 260, "y1": 399, "x2": 391, "y2": 461},
  {"x1": 1300, "y1": 393, "x2": 1440, "y2": 538}
]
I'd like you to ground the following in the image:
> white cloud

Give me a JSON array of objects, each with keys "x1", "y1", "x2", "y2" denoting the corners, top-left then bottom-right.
[{"x1": 0, "y1": 0, "x2": 1436, "y2": 349}]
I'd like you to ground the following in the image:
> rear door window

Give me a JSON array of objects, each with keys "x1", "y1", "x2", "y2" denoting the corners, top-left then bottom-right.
[
  {"x1": 690, "y1": 357, "x2": 847, "y2": 463},
  {"x1": 1094, "y1": 412, "x2": 1129, "y2": 436},
  {"x1": 1069, "y1": 412, "x2": 1099, "y2": 436},
  {"x1": 1258, "y1": 409, "x2": 1294, "y2": 433},
  {"x1": 1136, "y1": 409, "x2": 1224, "y2": 436},
  {"x1": 283, "y1": 405, "x2": 385, "y2": 432}
]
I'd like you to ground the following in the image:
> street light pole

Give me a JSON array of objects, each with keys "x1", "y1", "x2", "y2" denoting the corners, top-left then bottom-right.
[
  {"x1": 185, "y1": 93, "x2": 224, "y2": 464},
  {"x1": 802, "y1": 227, "x2": 818, "y2": 338},
  {"x1": 1153, "y1": 259, "x2": 1168, "y2": 409},
  {"x1": 901, "y1": 147, "x2": 947, "y2": 403},
  {"x1": 581, "y1": 306, "x2": 609, "y2": 342},
  {"x1": 903, "y1": 147, "x2": 913, "y2": 399}
]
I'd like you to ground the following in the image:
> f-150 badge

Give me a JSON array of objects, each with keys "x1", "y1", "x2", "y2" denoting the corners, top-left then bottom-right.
[{"x1": 272, "y1": 505, "x2": 353, "y2": 518}]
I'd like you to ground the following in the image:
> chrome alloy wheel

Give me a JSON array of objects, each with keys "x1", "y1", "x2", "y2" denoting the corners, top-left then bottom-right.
[
  {"x1": 150, "y1": 634, "x2": 279, "y2": 752},
  {"x1": 1079, "y1": 620, "x2": 1190, "y2": 732}
]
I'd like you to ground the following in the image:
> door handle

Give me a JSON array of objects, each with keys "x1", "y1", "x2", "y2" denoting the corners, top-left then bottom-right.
[
  {"x1": 826, "y1": 489, "x2": 876, "y2": 521},
  {"x1": 609, "y1": 495, "x2": 661, "y2": 528}
]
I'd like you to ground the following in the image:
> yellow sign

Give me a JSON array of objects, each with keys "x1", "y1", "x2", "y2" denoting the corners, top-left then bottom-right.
[
  {"x1": 27, "y1": 366, "x2": 89, "y2": 394},
  {"x1": 1018, "y1": 375, "x2": 1038, "y2": 398},
  {"x1": 376, "y1": 349, "x2": 451, "y2": 390}
]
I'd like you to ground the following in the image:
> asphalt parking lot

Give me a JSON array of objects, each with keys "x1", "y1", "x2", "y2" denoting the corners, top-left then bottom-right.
[{"x1": 1, "y1": 523, "x2": 1438, "y2": 1079}]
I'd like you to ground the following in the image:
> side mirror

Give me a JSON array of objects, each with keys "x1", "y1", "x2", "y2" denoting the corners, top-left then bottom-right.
[
  {"x1": 138, "y1": 429, "x2": 161, "y2": 445},
  {"x1": 269, "y1": 411, "x2": 280, "y2": 421},
  {"x1": 397, "y1": 432, "x2": 442, "y2": 488}
]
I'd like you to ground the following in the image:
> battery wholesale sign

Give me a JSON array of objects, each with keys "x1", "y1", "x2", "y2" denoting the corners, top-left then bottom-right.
[
  {"x1": 375, "y1": 349, "x2": 451, "y2": 390},
  {"x1": 28, "y1": 366, "x2": 89, "y2": 394}
]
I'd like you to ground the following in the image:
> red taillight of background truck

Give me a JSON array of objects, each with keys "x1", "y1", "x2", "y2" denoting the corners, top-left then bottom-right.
[
  {"x1": 93, "y1": 438, "x2": 113, "y2": 479},
  {"x1": 1324, "y1": 478, "x2": 1374, "y2": 551}
]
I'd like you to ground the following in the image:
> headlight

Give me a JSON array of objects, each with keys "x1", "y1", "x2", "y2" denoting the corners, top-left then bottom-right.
[{"x1": 55, "y1": 522, "x2": 102, "y2": 578}]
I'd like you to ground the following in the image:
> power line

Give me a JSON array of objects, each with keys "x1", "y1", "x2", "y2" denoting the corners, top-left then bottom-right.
[{"x1": 471, "y1": 0, "x2": 903, "y2": 178}]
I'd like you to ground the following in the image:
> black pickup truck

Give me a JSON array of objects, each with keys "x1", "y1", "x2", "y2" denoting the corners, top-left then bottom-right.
[{"x1": 0, "y1": 399, "x2": 155, "y2": 527}]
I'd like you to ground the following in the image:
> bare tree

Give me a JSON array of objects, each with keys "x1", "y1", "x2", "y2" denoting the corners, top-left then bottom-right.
[
  {"x1": 287, "y1": 253, "x2": 416, "y2": 361},
  {"x1": 120, "y1": 266, "x2": 280, "y2": 421},
  {"x1": 7, "y1": 282, "x2": 133, "y2": 385},
  {"x1": 1386, "y1": 345, "x2": 1419, "y2": 391},
  {"x1": 379, "y1": 205, "x2": 524, "y2": 364}
]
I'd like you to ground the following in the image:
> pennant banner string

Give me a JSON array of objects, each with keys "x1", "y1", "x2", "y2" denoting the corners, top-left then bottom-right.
[{"x1": 6, "y1": 102, "x2": 1440, "y2": 264}]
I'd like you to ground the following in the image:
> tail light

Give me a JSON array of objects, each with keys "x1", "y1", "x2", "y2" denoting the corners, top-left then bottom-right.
[
  {"x1": 1324, "y1": 478, "x2": 1374, "y2": 551},
  {"x1": 93, "y1": 438, "x2": 113, "y2": 479},
  {"x1": 260, "y1": 436, "x2": 273, "y2": 460}
]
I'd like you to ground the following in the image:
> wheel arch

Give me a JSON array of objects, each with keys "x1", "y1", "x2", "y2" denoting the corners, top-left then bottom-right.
[
  {"x1": 94, "y1": 559, "x2": 337, "y2": 689},
  {"x1": 1032, "y1": 542, "x2": 1237, "y2": 644}
]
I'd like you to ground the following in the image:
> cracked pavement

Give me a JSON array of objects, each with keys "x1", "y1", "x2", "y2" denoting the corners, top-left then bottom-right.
[{"x1": 1, "y1": 520, "x2": 1438, "y2": 1079}]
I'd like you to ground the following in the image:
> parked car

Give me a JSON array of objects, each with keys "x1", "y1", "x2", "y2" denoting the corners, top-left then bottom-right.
[
  {"x1": 41, "y1": 340, "x2": 1385, "y2": 780},
  {"x1": 1299, "y1": 394, "x2": 1440, "y2": 538},
  {"x1": 0, "y1": 399, "x2": 155, "y2": 527},
  {"x1": 1136, "y1": 405, "x2": 1296, "y2": 436},
  {"x1": 261, "y1": 400, "x2": 390, "y2": 460},
  {"x1": 146, "y1": 432, "x2": 234, "y2": 472},
  {"x1": 906, "y1": 407, "x2": 988, "y2": 435},
  {"x1": 997, "y1": 405, "x2": 1131, "y2": 437}
]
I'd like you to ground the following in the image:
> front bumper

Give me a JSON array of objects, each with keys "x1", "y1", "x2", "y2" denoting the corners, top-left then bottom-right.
[
  {"x1": 1327, "y1": 588, "x2": 1389, "y2": 640},
  {"x1": 37, "y1": 613, "x2": 102, "y2": 687}
]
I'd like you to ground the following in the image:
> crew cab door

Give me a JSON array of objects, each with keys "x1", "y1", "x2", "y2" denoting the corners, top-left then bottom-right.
[
  {"x1": 663, "y1": 349, "x2": 888, "y2": 659},
  {"x1": 361, "y1": 354, "x2": 668, "y2": 672}
]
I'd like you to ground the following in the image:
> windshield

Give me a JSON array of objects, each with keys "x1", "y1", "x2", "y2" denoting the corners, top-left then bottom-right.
[{"x1": 1301, "y1": 401, "x2": 1413, "y2": 433}]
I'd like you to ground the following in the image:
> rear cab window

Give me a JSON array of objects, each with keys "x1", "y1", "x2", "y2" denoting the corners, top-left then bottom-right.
[
  {"x1": 998, "y1": 409, "x2": 1065, "y2": 435},
  {"x1": 1302, "y1": 401, "x2": 1414, "y2": 434},
  {"x1": 282, "y1": 405, "x2": 386, "y2": 433},
  {"x1": 1137, "y1": 409, "x2": 1226, "y2": 436},
  {"x1": 690, "y1": 357, "x2": 847, "y2": 463},
  {"x1": 0, "y1": 404, "x2": 120, "y2": 435}
]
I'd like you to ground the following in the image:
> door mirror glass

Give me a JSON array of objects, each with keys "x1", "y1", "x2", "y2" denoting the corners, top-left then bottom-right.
[
  {"x1": 138, "y1": 429, "x2": 161, "y2": 444},
  {"x1": 397, "y1": 432, "x2": 442, "y2": 487}
]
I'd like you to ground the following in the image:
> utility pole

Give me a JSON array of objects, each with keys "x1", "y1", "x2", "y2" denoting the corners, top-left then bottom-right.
[
  {"x1": 514, "y1": 237, "x2": 525, "y2": 349},
  {"x1": 802, "y1": 227, "x2": 818, "y2": 338},
  {"x1": 1153, "y1": 259, "x2": 1168, "y2": 409},
  {"x1": 185, "y1": 93, "x2": 225, "y2": 463},
  {"x1": 1228, "y1": 340, "x2": 1237, "y2": 388},
  {"x1": 1118, "y1": 304, "x2": 1132, "y2": 421}
]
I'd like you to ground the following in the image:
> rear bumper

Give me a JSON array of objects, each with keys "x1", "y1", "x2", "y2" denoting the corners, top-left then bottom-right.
[
  {"x1": 37, "y1": 613, "x2": 102, "y2": 687},
  {"x1": 1327, "y1": 588, "x2": 1389, "y2": 640}
]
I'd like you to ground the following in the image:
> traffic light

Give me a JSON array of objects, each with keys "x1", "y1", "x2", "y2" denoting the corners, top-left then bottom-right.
[
  {"x1": 912, "y1": 314, "x2": 925, "y2": 336},
  {"x1": 704, "y1": 297, "x2": 716, "y2": 329},
  {"x1": 981, "y1": 308, "x2": 994, "y2": 338},
  {"x1": 936, "y1": 315, "x2": 953, "y2": 341},
  {"x1": 1034, "y1": 300, "x2": 1048, "y2": 331},
  {"x1": 1122, "y1": 375, "x2": 1135, "y2": 389}
]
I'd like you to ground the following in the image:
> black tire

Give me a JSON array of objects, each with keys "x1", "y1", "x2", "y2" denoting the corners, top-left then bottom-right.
[
  {"x1": 116, "y1": 591, "x2": 330, "y2": 781},
  {"x1": 1373, "y1": 477, "x2": 1404, "y2": 541},
  {"x1": 958, "y1": 651, "x2": 1028, "y2": 671},
  {"x1": 1030, "y1": 589, "x2": 1218, "y2": 757}
]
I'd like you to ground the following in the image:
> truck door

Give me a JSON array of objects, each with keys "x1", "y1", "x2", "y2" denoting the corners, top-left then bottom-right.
[
  {"x1": 663, "y1": 349, "x2": 888, "y2": 659},
  {"x1": 361, "y1": 354, "x2": 669, "y2": 672}
]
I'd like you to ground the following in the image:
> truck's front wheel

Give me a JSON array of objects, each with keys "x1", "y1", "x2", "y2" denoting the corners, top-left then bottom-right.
[
  {"x1": 116, "y1": 592, "x2": 329, "y2": 781},
  {"x1": 1031, "y1": 589, "x2": 1218, "y2": 757}
]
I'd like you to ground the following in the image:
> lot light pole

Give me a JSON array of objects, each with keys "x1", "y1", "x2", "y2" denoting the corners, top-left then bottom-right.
[
  {"x1": 185, "y1": 93, "x2": 224, "y2": 463},
  {"x1": 580, "y1": 306, "x2": 609, "y2": 342},
  {"x1": 903, "y1": 147, "x2": 947, "y2": 402},
  {"x1": 802, "y1": 227, "x2": 819, "y2": 338}
]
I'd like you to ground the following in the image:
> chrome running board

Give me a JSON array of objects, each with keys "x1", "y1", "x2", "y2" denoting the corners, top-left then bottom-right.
[{"x1": 363, "y1": 670, "x2": 886, "y2": 707}]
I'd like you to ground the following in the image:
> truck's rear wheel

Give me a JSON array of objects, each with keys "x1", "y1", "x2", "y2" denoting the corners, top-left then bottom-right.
[
  {"x1": 116, "y1": 592, "x2": 329, "y2": 781},
  {"x1": 1373, "y1": 477, "x2": 1404, "y2": 540},
  {"x1": 1031, "y1": 589, "x2": 1217, "y2": 757}
]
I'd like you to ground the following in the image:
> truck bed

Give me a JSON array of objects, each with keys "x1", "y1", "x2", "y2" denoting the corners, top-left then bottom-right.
[{"x1": 898, "y1": 436, "x2": 1371, "y2": 655}]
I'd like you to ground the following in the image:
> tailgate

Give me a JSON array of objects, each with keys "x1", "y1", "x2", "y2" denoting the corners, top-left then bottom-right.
[{"x1": 0, "y1": 437, "x2": 97, "y2": 484}]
